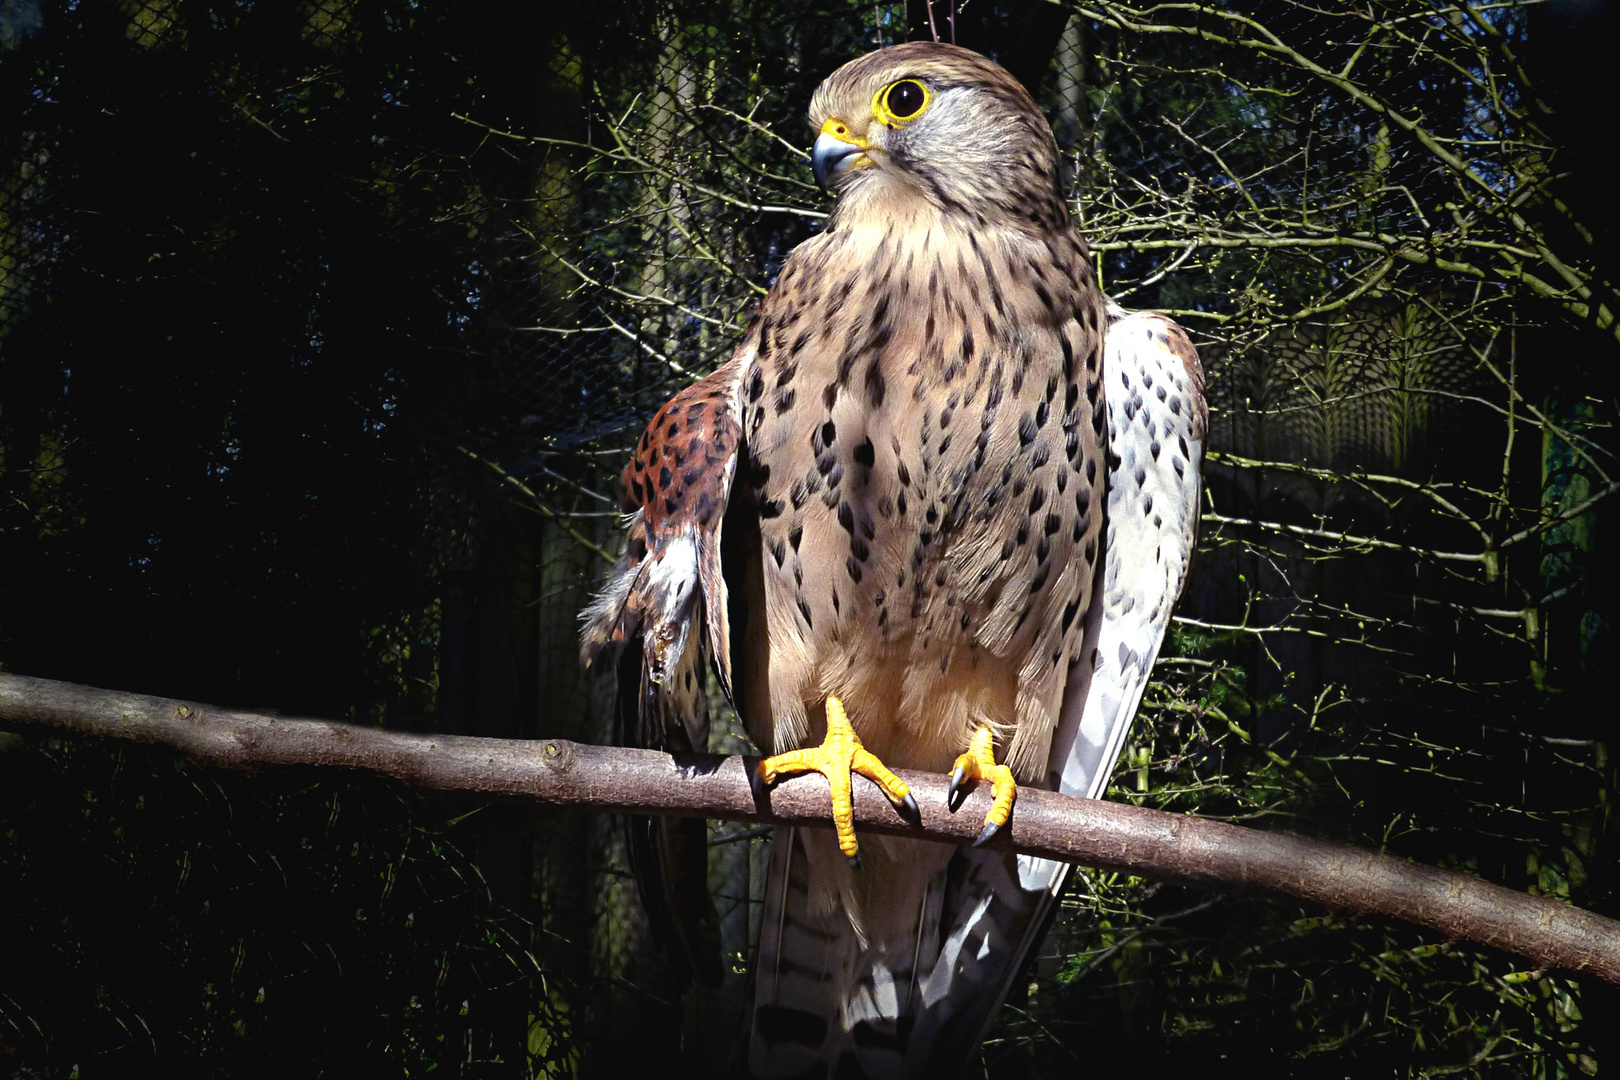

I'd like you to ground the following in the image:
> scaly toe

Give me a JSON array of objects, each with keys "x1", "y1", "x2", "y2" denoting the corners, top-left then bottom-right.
[{"x1": 950, "y1": 725, "x2": 1017, "y2": 843}]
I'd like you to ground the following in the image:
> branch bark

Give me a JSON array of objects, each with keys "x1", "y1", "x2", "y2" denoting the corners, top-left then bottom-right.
[{"x1": 3, "y1": 672, "x2": 1617, "y2": 983}]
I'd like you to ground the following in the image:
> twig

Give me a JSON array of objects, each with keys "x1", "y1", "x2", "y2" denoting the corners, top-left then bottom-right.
[{"x1": 456, "y1": 447, "x2": 617, "y2": 564}]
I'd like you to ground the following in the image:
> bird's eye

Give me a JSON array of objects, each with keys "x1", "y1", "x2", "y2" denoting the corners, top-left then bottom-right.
[
  {"x1": 886, "y1": 80, "x2": 926, "y2": 118},
  {"x1": 880, "y1": 79, "x2": 929, "y2": 123}
]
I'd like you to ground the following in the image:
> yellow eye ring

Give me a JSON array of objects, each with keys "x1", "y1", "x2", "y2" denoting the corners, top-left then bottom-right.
[{"x1": 872, "y1": 78, "x2": 930, "y2": 128}]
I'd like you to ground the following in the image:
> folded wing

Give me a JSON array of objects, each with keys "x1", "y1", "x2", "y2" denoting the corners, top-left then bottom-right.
[{"x1": 580, "y1": 345, "x2": 757, "y2": 987}]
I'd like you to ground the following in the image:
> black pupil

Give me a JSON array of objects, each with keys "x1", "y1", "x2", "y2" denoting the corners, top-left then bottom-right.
[{"x1": 887, "y1": 81, "x2": 924, "y2": 118}]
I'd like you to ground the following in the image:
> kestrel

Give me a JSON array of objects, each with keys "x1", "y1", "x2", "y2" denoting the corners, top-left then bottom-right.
[{"x1": 582, "y1": 42, "x2": 1206, "y2": 1077}]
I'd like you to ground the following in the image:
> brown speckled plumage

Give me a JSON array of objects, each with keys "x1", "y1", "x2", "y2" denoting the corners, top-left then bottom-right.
[
  {"x1": 582, "y1": 42, "x2": 1207, "y2": 1078},
  {"x1": 743, "y1": 43, "x2": 1105, "y2": 783}
]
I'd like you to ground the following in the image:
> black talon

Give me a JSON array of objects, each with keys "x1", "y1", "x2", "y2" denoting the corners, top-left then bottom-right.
[
  {"x1": 947, "y1": 766, "x2": 969, "y2": 813},
  {"x1": 972, "y1": 820, "x2": 1001, "y2": 848},
  {"x1": 900, "y1": 791, "x2": 921, "y2": 823},
  {"x1": 848, "y1": 851, "x2": 863, "y2": 871}
]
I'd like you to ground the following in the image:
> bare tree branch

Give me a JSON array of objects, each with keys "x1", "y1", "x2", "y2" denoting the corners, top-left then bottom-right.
[{"x1": 3, "y1": 672, "x2": 1617, "y2": 984}]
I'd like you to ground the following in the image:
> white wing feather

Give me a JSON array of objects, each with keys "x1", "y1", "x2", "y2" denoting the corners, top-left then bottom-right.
[{"x1": 1049, "y1": 302, "x2": 1206, "y2": 803}]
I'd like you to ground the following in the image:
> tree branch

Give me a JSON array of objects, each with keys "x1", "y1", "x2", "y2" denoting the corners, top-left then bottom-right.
[{"x1": 3, "y1": 673, "x2": 1617, "y2": 984}]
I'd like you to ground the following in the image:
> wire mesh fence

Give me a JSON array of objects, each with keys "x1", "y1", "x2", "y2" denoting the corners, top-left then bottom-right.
[{"x1": 2, "y1": 0, "x2": 1615, "y2": 1074}]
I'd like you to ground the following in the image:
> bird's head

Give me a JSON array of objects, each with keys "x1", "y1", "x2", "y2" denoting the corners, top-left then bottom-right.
[{"x1": 808, "y1": 42, "x2": 1066, "y2": 231}]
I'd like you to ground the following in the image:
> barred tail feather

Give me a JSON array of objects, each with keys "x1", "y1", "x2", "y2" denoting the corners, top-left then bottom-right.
[
  {"x1": 749, "y1": 830, "x2": 958, "y2": 1077},
  {"x1": 746, "y1": 830, "x2": 1069, "y2": 1078}
]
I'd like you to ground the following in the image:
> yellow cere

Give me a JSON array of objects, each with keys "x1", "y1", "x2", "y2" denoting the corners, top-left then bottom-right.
[
  {"x1": 871, "y1": 78, "x2": 931, "y2": 128},
  {"x1": 819, "y1": 117, "x2": 870, "y2": 147}
]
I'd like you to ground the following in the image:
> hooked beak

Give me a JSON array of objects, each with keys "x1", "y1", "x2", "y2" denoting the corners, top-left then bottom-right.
[{"x1": 811, "y1": 120, "x2": 871, "y2": 189}]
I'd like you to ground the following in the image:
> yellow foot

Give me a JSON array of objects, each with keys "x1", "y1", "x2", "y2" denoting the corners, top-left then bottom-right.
[
  {"x1": 753, "y1": 695, "x2": 918, "y2": 866},
  {"x1": 947, "y1": 725, "x2": 1017, "y2": 847}
]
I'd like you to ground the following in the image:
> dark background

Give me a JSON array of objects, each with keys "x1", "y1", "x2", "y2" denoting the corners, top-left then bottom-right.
[{"x1": 2, "y1": 0, "x2": 1616, "y2": 1075}]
